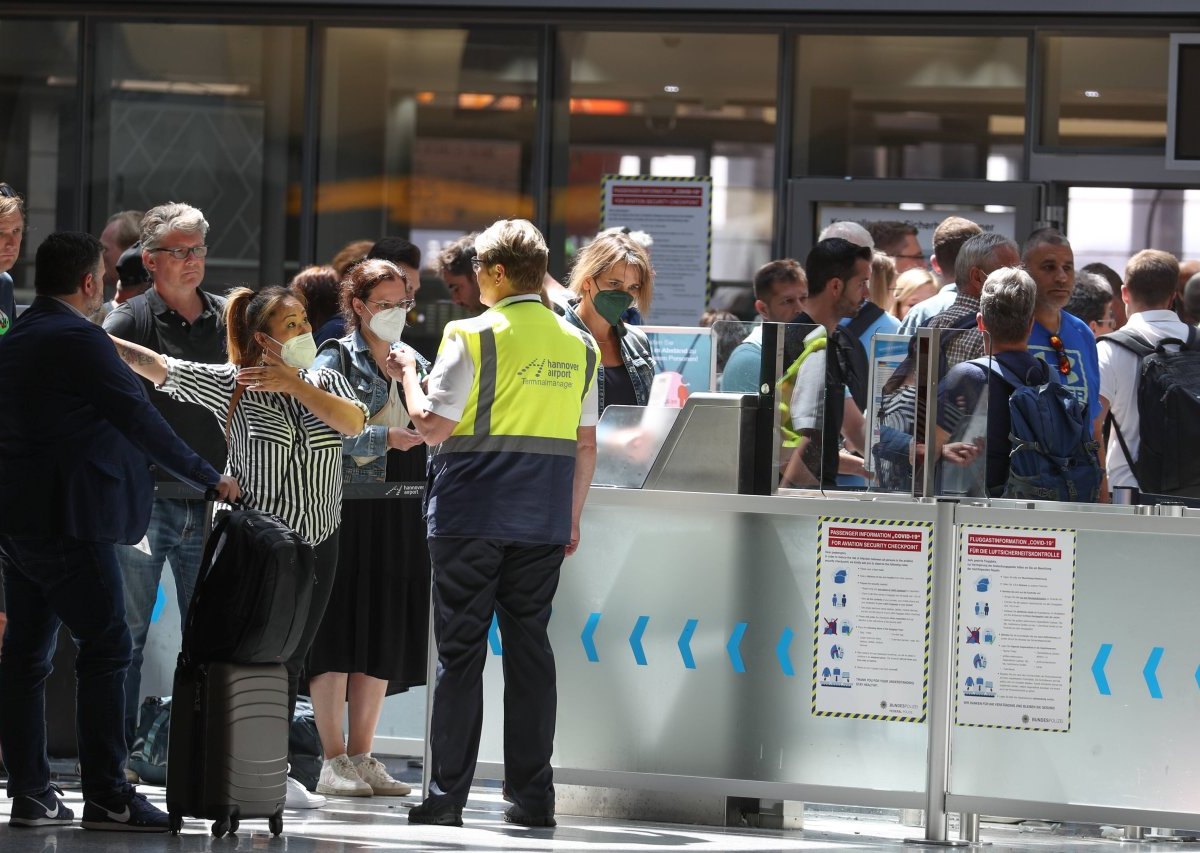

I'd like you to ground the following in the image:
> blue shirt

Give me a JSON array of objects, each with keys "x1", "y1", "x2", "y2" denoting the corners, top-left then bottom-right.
[
  {"x1": 1029, "y1": 312, "x2": 1101, "y2": 426},
  {"x1": 719, "y1": 325, "x2": 763, "y2": 393},
  {"x1": 898, "y1": 284, "x2": 956, "y2": 335}
]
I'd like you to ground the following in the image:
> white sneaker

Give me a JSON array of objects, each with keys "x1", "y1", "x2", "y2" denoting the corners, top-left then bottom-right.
[
  {"x1": 316, "y1": 754, "x2": 373, "y2": 797},
  {"x1": 351, "y1": 753, "x2": 412, "y2": 796},
  {"x1": 285, "y1": 775, "x2": 327, "y2": 809}
]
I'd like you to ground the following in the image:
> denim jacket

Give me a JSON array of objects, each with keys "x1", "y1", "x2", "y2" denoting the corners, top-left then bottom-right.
[
  {"x1": 559, "y1": 298, "x2": 656, "y2": 412},
  {"x1": 313, "y1": 330, "x2": 431, "y2": 483}
]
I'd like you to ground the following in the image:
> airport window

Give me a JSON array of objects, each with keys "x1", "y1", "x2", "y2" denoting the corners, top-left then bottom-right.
[
  {"x1": 315, "y1": 26, "x2": 540, "y2": 283},
  {"x1": 91, "y1": 22, "x2": 308, "y2": 290},
  {"x1": 552, "y1": 30, "x2": 778, "y2": 295},
  {"x1": 1039, "y1": 35, "x2": 1169, "y2": 150},
  {"x1": 0, "y1": 18, "x2": 81, "y2": 296},
  {"x1": 793, "y1": 34, "x2": 1028, "y2": 181}
]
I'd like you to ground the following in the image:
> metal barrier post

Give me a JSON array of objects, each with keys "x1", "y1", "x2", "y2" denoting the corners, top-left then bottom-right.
[
  {"x1": 960, "y1": 813, "x2": 981, "y2": 843},
  {"x1": 906, "y1": 498, "x2": 968, "y2": 847}
]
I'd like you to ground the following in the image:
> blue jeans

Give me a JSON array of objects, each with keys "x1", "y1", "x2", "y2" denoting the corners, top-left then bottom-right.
[
  {"x1": 115, "y1": 498, "x2": 207, "y2": 748},
  {"x1": 0, "y1": 535, "x2": 131, "y2": 801}
]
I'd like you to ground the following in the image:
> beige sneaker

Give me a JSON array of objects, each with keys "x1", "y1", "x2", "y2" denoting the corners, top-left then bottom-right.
[
  {"x1": 351, "y1": 753, "x2": 412, "y2": 796},
  {"x1": 316, "y1": 754, "x2": 373, "y2": 797}
]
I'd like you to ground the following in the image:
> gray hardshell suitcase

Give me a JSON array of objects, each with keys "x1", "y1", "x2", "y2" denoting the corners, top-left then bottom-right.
[{"x1": 165, "y1": 661, "x2": 288, "y2": 837}]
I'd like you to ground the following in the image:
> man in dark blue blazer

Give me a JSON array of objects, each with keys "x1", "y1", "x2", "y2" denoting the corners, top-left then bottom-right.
[{"x1": 0, "y1": 231, "x2": 238, "y2": 831}]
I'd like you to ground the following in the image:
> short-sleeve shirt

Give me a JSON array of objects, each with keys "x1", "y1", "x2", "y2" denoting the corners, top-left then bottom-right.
[
  {"x1": 1097, "y1": 309, "x2": 1195, "y2": 488},
  {"x1": 1029, "y1": 311, "x2": 1101, "y2": 426},
  {"x1": 425, "y1": 295, "x2": 599, "y2": 428}
]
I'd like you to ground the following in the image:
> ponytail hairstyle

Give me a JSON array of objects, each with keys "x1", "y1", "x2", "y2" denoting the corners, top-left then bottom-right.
[{"x1": 225, "y1": 285, "x2": 304, "y2": 367}]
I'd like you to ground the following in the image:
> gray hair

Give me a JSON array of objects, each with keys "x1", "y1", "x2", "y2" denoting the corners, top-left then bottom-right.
[
  {"x1": 1065, "y1": 271, "x2": 1113, "y2": 324},
  {"x1": 140, "y1": 202, "x2": 209, "y2": 250},
  {"x1": 980, "y1": 267, "x2": 1037, "y2": 345},
  {"x1": 818, "y1": 221, "x2": 874, "y2": 250},
  {"x1": 1021, "y1": 227, "x2": 1070, "y2": 263},
  {"x1": 955, "y1": 232, "x2": 1019, "y2": 289}
]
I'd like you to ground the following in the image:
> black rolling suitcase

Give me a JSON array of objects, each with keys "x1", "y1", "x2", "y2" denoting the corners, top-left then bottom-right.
[
  {"x1": 166, "y1": 661, "x2": 288, "y2": 837},
  {"x1": 166, "y1": 499, "x2": 316, "y2": 837}
]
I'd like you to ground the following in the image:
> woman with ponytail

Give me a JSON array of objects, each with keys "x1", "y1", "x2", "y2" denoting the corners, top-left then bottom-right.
[{"x1": 109, "y1": 285, "x2": 367, "y2": 810}]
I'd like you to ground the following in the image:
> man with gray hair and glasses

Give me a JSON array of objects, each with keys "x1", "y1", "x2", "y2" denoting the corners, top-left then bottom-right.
[
  {"x1": 101, "y1": 202, "x2": 231, "y2": 771},
  {"x1": 926, "y1": 232, "x2": 1021, "y2": 370},
  {"x1": 935, "y1": 267, "x2": 1043, "y2": 497}
]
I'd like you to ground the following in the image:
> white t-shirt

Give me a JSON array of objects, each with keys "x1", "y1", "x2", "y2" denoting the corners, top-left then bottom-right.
[
  {"x1": 424, "y1": 297, "x2": 600, "y2": 429},
  {"x1": 1097, "y1": 309, "x2": 1195, "y2": 488},
  {"x1": 788, "y1": 325, "x2": 828, "y2": 431}
]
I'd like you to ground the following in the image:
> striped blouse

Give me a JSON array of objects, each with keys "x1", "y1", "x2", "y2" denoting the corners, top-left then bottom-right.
[{"x1": 160, "y1": 358, "x2": 368, "y2": 545}]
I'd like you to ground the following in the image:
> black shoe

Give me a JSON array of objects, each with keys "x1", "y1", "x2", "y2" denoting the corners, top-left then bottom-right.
[
  {"x1": 81, "y1": 787, "x2": 169, "y2": 832},
  {"x1": 10, "y1": 784, "x2": 74, "y2": 827},
  {"x1": 504, "y1": 804, "x2": 556, "y2": 828},
  {"x1": 408, "y1": 798, "x2": 463, "y2": 827}
]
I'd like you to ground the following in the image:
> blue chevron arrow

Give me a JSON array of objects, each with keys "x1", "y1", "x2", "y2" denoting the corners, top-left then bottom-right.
[
  {"x1": 150, "y1": 583, "x2": 166, "y2": 624},
  {"x1": 1144, "y1": 647, "x2": 1164, "y2": 699},
  {"x1": 1092, "y1": 643, "x2": 1112, "y2": 695},
  {"x1": 488, "y1": 613, "x2": 503, "y2": 656},
  {"x1": 727, "y1": 622, "x2": 748, "y2": 673},
  {"x1": 678, "y1": 619, "x2": 698, "y2": 669},
  {"x1": 581, "y1": 612, "x2": 601, "y2": 663},
  {"x1": 776, "y1": 627, "x2": 796, "y2": 677},
  {"x1": 629, "y1": 615, "x2": 650, "y2": 666}
]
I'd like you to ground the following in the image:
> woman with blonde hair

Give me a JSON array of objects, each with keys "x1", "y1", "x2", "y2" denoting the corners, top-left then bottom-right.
[
  {"x1": 890, "y1": 268, "x2": 938, "y2": 321},
  {"x1": 109, "y1": 285, "x2": 368, "y2": 810},
  {"x1": 559, "y1": 230, "x2": 656, "y2": 413}
]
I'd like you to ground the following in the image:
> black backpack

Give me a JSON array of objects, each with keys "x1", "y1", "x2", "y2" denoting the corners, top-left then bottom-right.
[
  {"x1": 1100, "y1": 326, "x2": 1200, "y2": 498},
  {"x1": 182, "y1": 507, "x2": 316, "y2": 665}
]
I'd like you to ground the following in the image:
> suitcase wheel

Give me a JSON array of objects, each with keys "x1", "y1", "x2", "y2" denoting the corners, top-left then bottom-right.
[
  {"x1": 229, "y1": 817, "x2": 240, "y2": 835},
  {"x1": 168, "y1": 812, "x2": 183, "y2": 835},
  {"x1": 270, "y1": 811, "x2": 284, "y2": 836},
  {"x1": 211, "y1": 818, "x2": 230, "y2": 838}
]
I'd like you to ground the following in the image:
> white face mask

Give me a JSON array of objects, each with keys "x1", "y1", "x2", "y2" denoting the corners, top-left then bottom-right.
[
  {"x1": 368, "y1": 305, "x2": 408, "y2": 343},
  {"x1": 269, "y1": 332, "x2": 317, "y2": 369}
]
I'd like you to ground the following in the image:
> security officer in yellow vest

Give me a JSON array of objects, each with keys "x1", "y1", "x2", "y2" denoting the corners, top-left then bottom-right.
[{"x1": 386, "y1": 218, "x2": 599, "y2": 828}]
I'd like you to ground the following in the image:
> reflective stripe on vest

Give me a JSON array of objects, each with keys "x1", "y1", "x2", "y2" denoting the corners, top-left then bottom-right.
[{"x1": 443, "y1": 299, "x2": 596, "y2": 449}]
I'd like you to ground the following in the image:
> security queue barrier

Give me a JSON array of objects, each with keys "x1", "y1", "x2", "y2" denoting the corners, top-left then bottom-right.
[{"x1": 468, "y1": 489, "x2": 1200, "y2": 838}]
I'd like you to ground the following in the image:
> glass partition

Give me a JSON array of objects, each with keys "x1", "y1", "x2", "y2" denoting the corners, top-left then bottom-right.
[
  {"x1": 91, "y1": 22, "x2": 307, "y2": 291},
  {"x1": 0, "y1": 18, "x2": 80, "y2": 301},
  {"x1": 774, "y1": 321, "x2": 829, "y2": 492},
  {"x1": 593, "y1": 404, "x2": 681, "y2": 489},
  {"x1": 642, "y1": 324, "x2": 713, "y2": 394},
  {"x1": 864, "y1": 333, "x2": 918, "y2": 494}
]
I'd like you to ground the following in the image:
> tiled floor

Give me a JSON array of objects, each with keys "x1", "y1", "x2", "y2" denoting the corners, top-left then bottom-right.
[{"x1": 0, "y1": 773, "x2": 1157, "y2": 853}]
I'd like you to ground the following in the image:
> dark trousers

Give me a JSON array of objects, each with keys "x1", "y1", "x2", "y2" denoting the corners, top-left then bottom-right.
[
  {"x1": 426, "y1": 537, "x2": 564, "y2": 813},
  {"x1": 0, "y1": 535, "x2": 131, "y2": 802},
  {"x1": 285, "y1": 529, "x2": 339, "y2": 721}
]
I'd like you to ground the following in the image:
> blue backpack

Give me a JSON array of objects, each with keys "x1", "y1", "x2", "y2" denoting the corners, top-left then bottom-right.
[{"x1": 969, "y1": 356, "x2": 1101, "y2": 502}]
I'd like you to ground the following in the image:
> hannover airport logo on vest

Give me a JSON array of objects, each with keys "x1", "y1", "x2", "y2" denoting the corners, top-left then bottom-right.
[{"x1": 517, "y1": 357, "x2": 578, "y2": 389}]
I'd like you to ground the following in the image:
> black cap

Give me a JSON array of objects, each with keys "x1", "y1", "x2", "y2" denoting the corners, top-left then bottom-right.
[{"x1": 117, "y1": 242, "x2": 151, "y2": 287}]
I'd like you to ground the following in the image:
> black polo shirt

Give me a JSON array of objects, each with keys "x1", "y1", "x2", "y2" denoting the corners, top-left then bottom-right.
[{"x1": 104, "y1": 287, "x2": 229, "y2": 480}]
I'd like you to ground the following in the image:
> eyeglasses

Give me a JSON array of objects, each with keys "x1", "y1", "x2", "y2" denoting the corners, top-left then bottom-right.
[
  {"x1": 150, "y1": 245, "x2": 208, "y2": 260},
  {"x1": 0, "y1": 183, "x2": 16, "y2": 199},
  {"x1": 470, "y1": 258, "x2": 486, "y2": 273},
  {"x1": 1048, "y1": 334, "x2": 1071, "y2": 376},
  {"x1": 368, "y1": 298, "x2": 415, "y2": 312}
]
